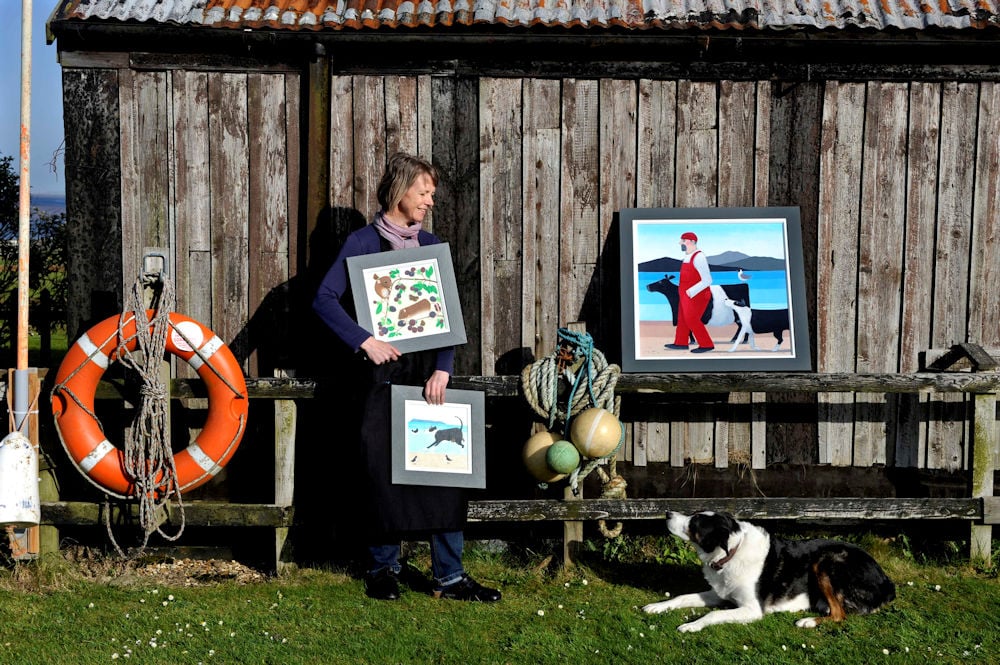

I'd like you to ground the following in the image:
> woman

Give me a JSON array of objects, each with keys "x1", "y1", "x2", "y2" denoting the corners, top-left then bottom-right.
[{"x1": 313, "y1": 152, "x2": 500, "y2": 603}]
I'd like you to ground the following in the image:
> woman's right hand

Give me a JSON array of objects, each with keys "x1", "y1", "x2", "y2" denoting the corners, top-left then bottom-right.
[{"x1": 360, "y1": 336, "x2": 401, "y2": 365}]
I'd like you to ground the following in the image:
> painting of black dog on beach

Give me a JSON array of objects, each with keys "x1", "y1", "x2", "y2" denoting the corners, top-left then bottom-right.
[
  {"x1": 619, "y1": 207, "x2": 811, "y2": 373},
  {"x1": 390, "y1": 385, "x2": 486, "y2": 489}
]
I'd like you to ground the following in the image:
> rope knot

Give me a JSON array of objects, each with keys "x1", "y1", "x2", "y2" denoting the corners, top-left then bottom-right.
[
  {"x1": 601, "y1": 474, "x2": 628, "y2": 499},
  {"x1": 139, "y1": 383, "x2": 167, "y2": 401}
]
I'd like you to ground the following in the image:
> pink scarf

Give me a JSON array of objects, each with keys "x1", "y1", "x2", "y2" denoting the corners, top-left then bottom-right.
[{"x1": 373, "y1": 212, "x2": 422, "y2": 250}]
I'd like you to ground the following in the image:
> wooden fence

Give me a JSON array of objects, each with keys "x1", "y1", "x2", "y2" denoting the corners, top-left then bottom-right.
[{"x1": 5, "y1": 354, "x2": 995, "y2": 571}]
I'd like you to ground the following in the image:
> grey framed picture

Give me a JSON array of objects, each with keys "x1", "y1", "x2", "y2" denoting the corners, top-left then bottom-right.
[
  {"x1": 619, "y1": 207, "x2": 811, "y2": 373},
  {"x1": 346, "y1": 243, "x2": 467, "y2": 354},
  {"x1": 390, "y1": 385, "x2": 486, "y2": 489}
]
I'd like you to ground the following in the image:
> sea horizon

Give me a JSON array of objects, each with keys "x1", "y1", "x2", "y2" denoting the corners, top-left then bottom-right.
[{"x1": 29, "y1": 193, "x2": 66, "y2": 216}]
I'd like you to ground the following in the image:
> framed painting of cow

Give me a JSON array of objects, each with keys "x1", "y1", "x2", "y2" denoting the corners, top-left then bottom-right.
[
  {"x1": 619, "y1": 207, "x2": 811, "y2": 373},
  {"x1": 390, "y1": 386, "x2": 486, "y2": 488}
]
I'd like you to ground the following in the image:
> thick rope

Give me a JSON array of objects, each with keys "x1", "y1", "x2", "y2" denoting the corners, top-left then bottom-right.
[
  {"x1": 521, "y1": 328, "x2": 627, "y2": 537},
  {"x1": 106, "y1": 273, "x2": 186, "y2": 556},
  {"x1": 520, "y1": 331, "x2": 619, "y2": 431}
]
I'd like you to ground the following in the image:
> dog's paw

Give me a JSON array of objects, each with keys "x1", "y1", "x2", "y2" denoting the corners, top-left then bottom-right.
[
  {"x1": 642, "y1": 600, "x2": 676, "y2": 615},
  {"x1": 795, "y1": 617, "x2": 819, "y2": 629},
  {"x1": 677, "y1": 621, "x2": 704, "y2": 633}
]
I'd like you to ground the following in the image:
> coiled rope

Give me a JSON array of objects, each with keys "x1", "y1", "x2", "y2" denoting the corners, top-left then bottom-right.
[
  {"x1": 521, "y1": 328, "x2": 627, "y2": 537},
  {"x1": 112, "y1": 272, "x2": 186, "y2": 555}
]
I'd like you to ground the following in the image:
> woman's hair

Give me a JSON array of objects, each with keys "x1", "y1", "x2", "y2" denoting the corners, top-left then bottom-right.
[{"x1": 377, "y1": 152, "x2": 439, "y2": 212}]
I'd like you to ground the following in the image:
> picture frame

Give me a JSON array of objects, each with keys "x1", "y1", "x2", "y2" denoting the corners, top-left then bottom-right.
[
  {"x1": 390, "y1": 385, "x2": 486, "y2": 489},
  {"x1": 619, "y1": 207, "x2": 811, "y2": 373},
  {"x1": 347, "y1": 244, "x2": 467, "y2": 354}
]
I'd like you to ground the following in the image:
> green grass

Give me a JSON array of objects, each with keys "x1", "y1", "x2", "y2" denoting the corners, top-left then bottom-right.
[{"x1": 1, "y1": 536, "x2": 998, "y2": 664}]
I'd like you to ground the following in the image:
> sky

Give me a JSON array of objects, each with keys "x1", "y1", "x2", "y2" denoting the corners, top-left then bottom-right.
[
  {"x1": 1, "y1": 2, "x2": 65, "y2": 197},
  {"x1": 632, "y1": 218, "x2": 789, "y2": 264}
]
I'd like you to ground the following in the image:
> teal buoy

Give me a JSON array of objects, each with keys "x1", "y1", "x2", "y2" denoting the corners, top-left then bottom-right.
[{"x1": 546, "y1": 440, "x2": 581, "y2": 474}]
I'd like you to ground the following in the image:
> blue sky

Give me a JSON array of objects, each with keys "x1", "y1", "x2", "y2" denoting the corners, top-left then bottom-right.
[
  {"x1": 1, "y1": 3, "x2": 65, "y2": 196},
  {"x1": 632, "y1": 218, "x2": 788, "y2": 264}
]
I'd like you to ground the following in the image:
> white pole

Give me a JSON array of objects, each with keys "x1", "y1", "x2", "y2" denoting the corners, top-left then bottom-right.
[{"x1": 13, "y1": 0, "x2": 33, "y2": 434}]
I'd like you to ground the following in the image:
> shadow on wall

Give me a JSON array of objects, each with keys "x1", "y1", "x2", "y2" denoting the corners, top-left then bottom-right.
[
  {"x1": 572, "y1": 213, "x2": 622, "y2": 365},
  {"x1": 229, "y1": 206, "x2": 372, "y2": 564}
]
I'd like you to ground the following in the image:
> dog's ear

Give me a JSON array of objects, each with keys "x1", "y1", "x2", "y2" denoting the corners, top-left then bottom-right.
[
  {"x1": 691, "y1": 513, "x2": 740, "y2": 554},
  {"x1": 698, "y1": 526, "x2": 731, "y2": 555}
]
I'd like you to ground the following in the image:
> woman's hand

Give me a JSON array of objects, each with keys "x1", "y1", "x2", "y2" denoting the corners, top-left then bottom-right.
[
  {"x1": 423, "y1": 370, "x2": 450, "y2": 406},
  {"x1": 360, "y1": 336, "x2": 401, "y2": 365}
]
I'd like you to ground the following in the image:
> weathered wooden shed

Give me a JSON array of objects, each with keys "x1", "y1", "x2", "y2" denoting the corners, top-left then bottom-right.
[{"x1": 35, "y1": 0, "x2": 1000, "y2": 562}]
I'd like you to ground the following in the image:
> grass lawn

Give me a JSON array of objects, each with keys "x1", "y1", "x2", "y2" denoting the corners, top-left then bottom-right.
[{"x1": 1, "y1": 535, "x2": 997, "y2": 664}]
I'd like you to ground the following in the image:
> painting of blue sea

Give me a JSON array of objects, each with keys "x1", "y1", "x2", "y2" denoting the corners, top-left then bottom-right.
[
  {"x1": 391, "y1": 385, "x2": 486, "y2": 488},
  {"x1": 619, "y1": 207, "x2": 812, "y2": 372},
  {"x1": 636, "y1": 269, "x2": 788, "y2": 322}
]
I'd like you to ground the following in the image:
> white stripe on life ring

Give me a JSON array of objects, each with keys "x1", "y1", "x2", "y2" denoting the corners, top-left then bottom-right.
[
  {"x1": 187, "y1": 442, "x2": 222, "y2": 475},
  {"x1": 187, "y1": 335, "x2": 224, "y2": 371},
  {"x1": 80, "y1": 439, "x2": 116, "y2": 473},
  {"x1": 77, "y1": 333, "x2": 109, "y2": 370}
]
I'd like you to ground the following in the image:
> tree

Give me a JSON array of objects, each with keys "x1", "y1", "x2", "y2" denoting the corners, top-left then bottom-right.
[{"x1": 0, "y1": 153, "x2": 68, "y2": 357}]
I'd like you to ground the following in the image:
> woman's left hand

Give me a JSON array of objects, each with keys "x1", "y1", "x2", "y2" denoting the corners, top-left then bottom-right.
[{"x1": 424, "y1": 370, "x2": 450, "y2": 405}]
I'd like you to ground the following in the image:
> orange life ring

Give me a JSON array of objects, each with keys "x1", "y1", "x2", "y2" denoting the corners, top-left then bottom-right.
[{"x1": 51, "y1": 311, "x2": 249, "y2": 499}]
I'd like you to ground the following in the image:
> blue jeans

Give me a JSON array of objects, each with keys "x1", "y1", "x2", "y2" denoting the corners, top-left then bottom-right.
[{"x1": 369, "y1": 530, "x2": 465, "y2": 588}]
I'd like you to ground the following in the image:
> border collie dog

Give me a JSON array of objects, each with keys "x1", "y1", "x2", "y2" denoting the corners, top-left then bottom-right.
[{"x1": 642, "y1": 511, "x2": 895, "y2": 632}]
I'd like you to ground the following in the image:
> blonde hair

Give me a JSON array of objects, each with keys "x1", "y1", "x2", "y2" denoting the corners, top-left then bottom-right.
[{"x1": 377, "y1": 152, "x2": 438, "y2": 212}]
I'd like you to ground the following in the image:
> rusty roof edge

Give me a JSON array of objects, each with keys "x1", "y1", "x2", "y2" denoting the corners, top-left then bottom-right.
[
  {"x1": 47, "y1": 16, "x2": 1000, "y2": 35},
  {"x1": 50, "y1": 0, "x2": 1000, "y2": 32}
]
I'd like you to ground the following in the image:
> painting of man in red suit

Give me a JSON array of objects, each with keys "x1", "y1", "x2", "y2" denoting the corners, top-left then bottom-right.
[{"x1": 665, "y1": 231, "x2": 715, "y2": 353}]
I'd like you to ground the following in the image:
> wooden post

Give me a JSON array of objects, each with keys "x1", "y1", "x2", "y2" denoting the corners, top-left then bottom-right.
[
  {"x1": 274, "y1": 369, "x2": 296, "y2": 573},
  {"x1": 562, "y1": 488, "x2": 583, "y2": 566},
  {"x1": 303, "y1": 51, "x2": 330, "y2": 269},
  {"x1": 970, "y1": 391, "x2": 996, "y2": 564},
  {"x1": 562, "y1": 322, "x2": 586, "y2": 567},
  {"x1": 31, "y1": 369, "x2": 59, "y2": 555}
]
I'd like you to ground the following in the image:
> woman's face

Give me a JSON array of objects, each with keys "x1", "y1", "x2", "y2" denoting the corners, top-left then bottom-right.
[{"x1": 388, "y1": 173, "x2": 436, "y2": 226}]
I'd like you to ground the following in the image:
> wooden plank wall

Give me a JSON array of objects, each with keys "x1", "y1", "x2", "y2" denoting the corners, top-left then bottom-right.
[
  {"x1": 106, "y1": 67, "x2": 1000, "y2": 476},
  {"x1": 62, "y1": 67, "x2": 124, "y2": 342},
  {"x1": 284, "y1": 73, "x2": 999, "y2": 474},
  {"x1": 816, "y1": 80, "x2": 1000, "y2": 472},
  {"x1": 116, "y1": 70, "x2": 301, "y2": 378},
  {"x1": 339, "y1": 76, "x2": 773, "y2": 467}
]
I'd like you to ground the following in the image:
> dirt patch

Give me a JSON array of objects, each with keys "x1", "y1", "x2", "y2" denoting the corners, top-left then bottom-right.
[{"x1": 59, "y1": 545, "x2": 269, "y2": 587}]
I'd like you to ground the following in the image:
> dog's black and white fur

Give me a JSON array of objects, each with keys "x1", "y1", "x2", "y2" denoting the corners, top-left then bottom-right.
[{"x1": 642, "y1": 511, "x2": 895, "y2": 632}]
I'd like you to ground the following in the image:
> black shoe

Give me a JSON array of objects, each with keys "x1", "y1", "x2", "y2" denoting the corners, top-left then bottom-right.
[
  {"x1": 365, "y1": 569, "x2": 401, "y2": 600},
  {"x1": 664, "y1": 344, "x2": 688, "y2": 350},
  {"x1": 690, "y1": 347, "x2": 714, "y2": 353},
  {"x1": 434, "y1": 575, "x2": 501, "y2": 602}
]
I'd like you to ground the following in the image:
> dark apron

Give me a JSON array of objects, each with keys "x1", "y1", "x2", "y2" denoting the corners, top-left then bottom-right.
[
  {"x1": 358, "y1": 235, "x2": 467, "y2": 536},
  {"x1": 360, "y1": 354, "x2": 468, "y2": 535}
]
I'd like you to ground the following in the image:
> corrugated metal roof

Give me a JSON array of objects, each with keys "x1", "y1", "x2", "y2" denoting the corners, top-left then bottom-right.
[{"x1": 52, "y1": 0, "x2": 1000, "y2": 31}]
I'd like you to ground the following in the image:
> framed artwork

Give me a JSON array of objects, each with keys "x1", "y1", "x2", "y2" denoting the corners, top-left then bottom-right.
[
  {"x1": 619, "y1": 207, "x2": 811, "y2": 372},
  {"x1": 390, "y1": 386, "x2": 486, "y2": 489},
  {"x1": 347, "y1": 244, "x2": 467, "y2": 353}
]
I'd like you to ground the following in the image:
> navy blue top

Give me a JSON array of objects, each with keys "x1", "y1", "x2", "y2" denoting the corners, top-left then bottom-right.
[{"x1": 312, "y1": 224, "x2": 455, "y2": 374}]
